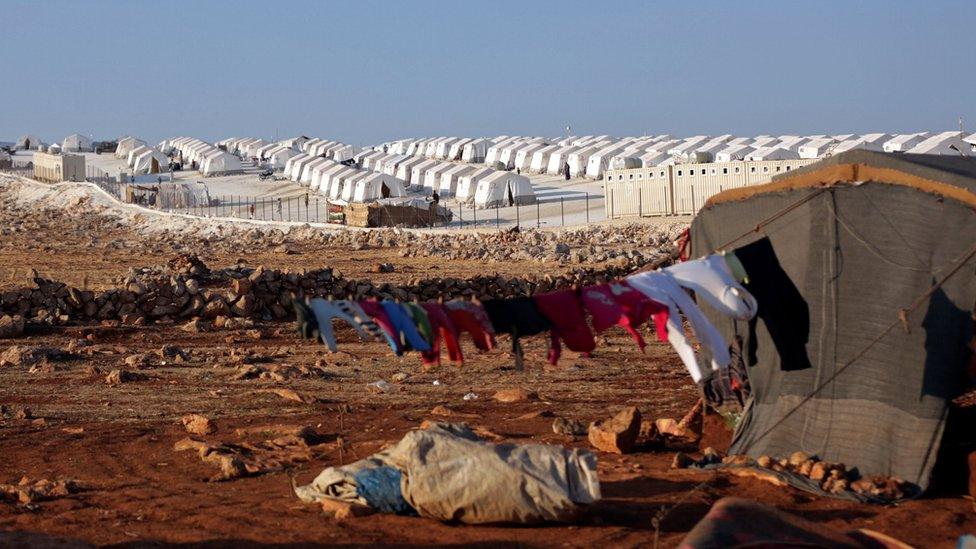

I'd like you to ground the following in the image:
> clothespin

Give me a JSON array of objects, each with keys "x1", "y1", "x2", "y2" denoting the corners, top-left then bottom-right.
[{"x1": 898, "y1": 309, "x2": 911, "y2": 334}]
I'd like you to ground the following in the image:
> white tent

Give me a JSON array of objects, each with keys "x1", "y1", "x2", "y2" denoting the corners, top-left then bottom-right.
[
  {"x1": 906, "y1": 131, "x2": 970, "y2": 155},
  {"x1": 340, "y1": 171, "x2": 371, "y2": 202},
  {"x1": 289, "y1": 155, "x2": 321, "y2": 182},
  {"x1": 546, "y1": 146, "x2": 581, "y2": 175},
  {"x1": 358, "y1": 150, "x2": 385, "y2": 170},
  {"x1": 409, "y1": 159, "x2": 439, "y2": 190},
  {"x1": 883, "y1": 133, "x2": 929, "y2": 153},
  {"x1": 318, "y1": 164, "x2": 352, "y2": 197},
  {"x1": 439, "y1": 164, "x2": 477, "y2": 197},
  {"x1": 434, "y1": 137, "x2": 462, "y2": 160},
  {"x1": 119, "y1": 137, "x2": 148, "y2": 159},
  {"x1": 395, "y1": 156, "x2": 428, "y2": 185},
  {"x1": 244, "y1": 139, "x2": 270, "y2": 159},
  {"x1": 461, "y1": 138, "x2": 493, "y2": 163},
  {"x1": 381, "y1": 155, "x2": 410, "y2": 177},
  {"x1": 455, "y1": 167, "x2": 495, "y2": 204},
  {"x1": 774, "y1": 136, "x2": 811, "y2": 151},
  {"x1": 714, "y1": 144, "x2": 755, "y2": 162},
  {"x1": 831, "y1": 133, "x2": 891, "y2": 154},
  {"x1": 283, "y1": 153, "x2": 311, "y2": 179},
  {"x1": 127, "y1": 145, "x2": 152, "y2": 167},
  {"x1": 609, "y1": 154, "x2": 642, "y2": 170},
  {"x1": 446, "y1": 138, "x2": 474, "y2": 161},
  {"x1": 473, "y1": 171, "x2": 535, "y2": 209},
  {"x1": 328, "y1": 167, "x2": 361, "y2": 200},
  {"x1": 300, "y1": 157, "x2": 332, "y2": 186},
  {"x1": 513, "y1": 143, "x2": 548, "y2": 172},
  {"x1": 666, "y1": 136, "x2": 710, "y2": 160},
  {"x1": 132, "y1": 148, "x2": 170, "y2": 174},
  {"x1": 566, "y1": 144, "x2": 606, "y2": 177},
  {"x1": 352, "y1": 172, "x2": 407, "y2": 202},
  {"x1": 797, "y1": 137, "x2": 838, "y2": 159},
  {"x1": 61, "y1": 133, "x2": 94, "y2": 152},
  {"x1": 15, "y1": 134, "x2": 46, "y2": 151},
  {"x1": 528, "y1": 144, "x2": 560, "y2": 173},
  {"x1": 309, "y1": 160, "x2": 340, "y2": 191},
  {"x1": 201, "y1": 150, "x2": 243, "y2": 176},
  {"x1": 745, "y1": 147, "x2": 800, "y2": 161},
  {"x1": 585, "y1": 144, "x2": 629, "y2": 178},
  {"x1": 689, "y1": 135, "x2": 734, "y2": 163},
  {"x1": 268, "y1": 146, "x2": 300, "y2": 169},
  {"x1": 423, "y1": 162, "x2": 456, "y2": 193}
]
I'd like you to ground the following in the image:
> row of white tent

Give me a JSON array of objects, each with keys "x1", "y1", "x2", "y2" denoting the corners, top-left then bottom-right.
[
  {"x1": 160, "y1": 137, "x2": 243, "y2": 176},
  {"x1": 351, "y1": 149, "x2": 536, "y2": 208},
  {"x1": 281, "y1": 147, "x2": 535, "y2": 208},
  {"x1": 381, "y1": 130, "x2": 976, "y2": 179}
]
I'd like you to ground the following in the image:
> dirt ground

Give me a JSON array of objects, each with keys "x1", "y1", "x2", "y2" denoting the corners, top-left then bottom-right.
[{"x1": 1, "y1": 181, "x2": 974, "y2": 548}]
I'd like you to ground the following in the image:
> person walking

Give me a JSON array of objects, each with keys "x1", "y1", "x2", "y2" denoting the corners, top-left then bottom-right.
[{"x1": 275, "y1": 198, "x2": 283, "y2": 220}]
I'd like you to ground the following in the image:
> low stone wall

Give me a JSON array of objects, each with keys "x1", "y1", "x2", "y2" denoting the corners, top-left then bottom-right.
[{"x1": 1, "y1": 252, "x2": 675, "y2": 328}]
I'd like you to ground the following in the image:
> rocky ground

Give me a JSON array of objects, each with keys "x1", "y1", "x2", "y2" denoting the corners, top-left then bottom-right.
[{"x1": 0, "y1": 175, "x2": 973, "y2": 547}]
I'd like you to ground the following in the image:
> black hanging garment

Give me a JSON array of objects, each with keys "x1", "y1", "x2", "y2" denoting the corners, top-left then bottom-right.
[{"x1": 481, "y1": 298, "x2": 552, "y2": 370}]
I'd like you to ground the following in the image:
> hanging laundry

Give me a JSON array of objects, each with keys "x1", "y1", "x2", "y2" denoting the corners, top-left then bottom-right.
[
  {"x1": 309, "y1": 299, "x2": 377, "y2": 352},
  {"x1": 357, "y1": 300, "x2": 402, "y2": 355},
  {"x1": 292, "y1": 298, "x2": 319, "y2": 340},
  {"x1": 581, "y1": 283, "x2": 668, "y2": 351},
  {"x1": 626, "y1": 271, "x2": 731, "y2": 383},
  {"x1": 444, "y1": 300, "x2": 496, "y2": 352},
  {"x1": 420, "y1": 302, "x2": 464, "y2": 366},
  {"x1": 404, "y1": 303, "x2": 434, "y2": 346},
  {"x1": 533, "y1": 290, "x2": 595, "y2": 365},
  {"x1": 721, "y1": 250, "x2": 749, "y2": 284},
  {"x1": 481, "y1": 298, "x2": 551, "y2": 369},
  {"x1": 732, "y1": 237, "x2": 811, "y2": 371},
  {"x1": 666, "y1": 255, "x2": 758, "y2": 320},
  {"x1": 380, "y1": 301, "x2": 432, "y2": 353},
  {"x1": 343, "y1": 300, "x2": 394, "y2": 343}
]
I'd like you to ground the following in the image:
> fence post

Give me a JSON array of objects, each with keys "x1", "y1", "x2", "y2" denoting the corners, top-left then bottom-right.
[
  {"x1": 691, "y1": 184, "x2": 696, "y2": 213},
  {"x1": 560, "y1": 197, "x2": 564, "y2": 226},
  {"x1": 536, "y1": 200, "x2": 540, "y2": 228},
  {"x1": 516, "y1": 201, "x2": 520, "y2": 229},
  {"x1": 610, "y1": 188, "x2": 615, "y2": 219},
  {"x1": 458, "y1": 204, "x2": 463, "y2": 228},
  {"x1": 316, "y1": 198, "x2": 319, "y2": 223},
  {"x1": 495, "y1": 204, "x2": 499, "y2": 230},
  {"x1": 586, "y1": 192, "x2": 589, "y2": 223},
  {"x1": 638, "y1": 189, "x2": 642, "y2": 218},
  {"x1": 473, "y1": 204, "x2": 477, "y2": 226}
]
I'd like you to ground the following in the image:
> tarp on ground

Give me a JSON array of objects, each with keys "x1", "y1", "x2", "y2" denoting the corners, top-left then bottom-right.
[
  {"x1": 689, "y1": 150, "x2": 976, "y2": 495},
  {"x1": 295, "y1": 422, "x2": 600, "y2": 524}
]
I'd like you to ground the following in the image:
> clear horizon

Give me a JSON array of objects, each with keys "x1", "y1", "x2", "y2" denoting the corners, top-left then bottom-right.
[{"x1": 2, "y1": 0, "x2": 974, "y2": 146}]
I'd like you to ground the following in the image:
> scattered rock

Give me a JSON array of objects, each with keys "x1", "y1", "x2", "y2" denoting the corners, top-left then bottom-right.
[
  {"x1": 124, "y1": 353, "x2": 152, "y2": 368},
  {"x1": 182, "y1": 414, "x2": 216, "y2": 435},
  {"x1": 367, "y1": 380, "x2": 391, "y2": 393},
  {"x1": 671, "y1": 452, "x2": 696, "y2": 469},
  {"x1": 552, "y1": 417, "x2": 588, "y2": 436},
  {"x1": 492, "y1": 388, "x2": 538, "y2": 403},
  {"x1": 587, "y1": 406, "x2": 641, "y2": 454},
  {"x1": 390, "y1": 372, "x2": 409, "y2": 383},
  {"x1": 430, "y1": 405, "x2": 480, "y2": 419},
  {"x1": 516, "y1": 409, "x2": 553, "y2": 420},
  {"x1": 0, "y1": 346, "x2": 65, "y2": 368},
  {"x1": 0, "y1": 315, "x2": 25, "y2": 339},
  {"x1": 182, "y1": 318, "x2": 210, "y2": 333},
  {"x1": 105, "y1": 369, "x2": 145, "y2": 385}
]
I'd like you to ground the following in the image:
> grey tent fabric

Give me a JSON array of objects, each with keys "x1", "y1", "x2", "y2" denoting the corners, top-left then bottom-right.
[
  {"x1": 295, "y1": 422, "x2": 600, "y2": 523},
  {"x1": 690, "y1": 153, "x2": 976, "y2": 495}
]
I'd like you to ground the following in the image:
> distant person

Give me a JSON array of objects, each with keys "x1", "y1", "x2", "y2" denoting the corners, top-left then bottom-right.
[
  {"x1": 304, "y1": 193, "x2": 309, "y2": 208},
  {"x1": 276, "y1": 198, "x2": 283, "y2": 220},
  {"x1": 249, "y1": 203, "x2": 255, "y2": 219},
  {"x1": 516, "y1": 168, "x2": 521, "y2": 175},
  {"x1": 564, "y1": 163, "x2": 570, "y2": 180},
  {"x1": 431, "y1": 190, "x2": 440, "y2": 204}
]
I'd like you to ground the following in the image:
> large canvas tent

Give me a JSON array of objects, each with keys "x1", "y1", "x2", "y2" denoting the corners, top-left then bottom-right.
[
  {"x1": 455, "y1": 167, "x2": 495, "y2": 204},
  {"x1": 352, "y1": 172, "x2": 407, "y2": 202},
  {"x1": 201, "y1": 150, "x2": 243, "y2": 176},
  {"x1": 15, "y1": 134, "x2": 46, "y2": 151},
  {"x1": 439, "y1": 164, "x2": 477, "y2": 197},
  {"x1": 461, "y1": 138, "x2": 493, "y2": 163},
  {"x1": 472, "y1": 171, "x2": 536, "y2": 209},
  {"x1": 61, "y1": 133, "x2": 94, "y2": 153},
  {"x1": 689, "y1": 150, "x2": 976, "y2": 497},
  {"x1": 117, "y1": 137, "x2": 148, "y2": 159},
  {"x1": 132, "y1": 148, "x2": 170, "y2": 174}
]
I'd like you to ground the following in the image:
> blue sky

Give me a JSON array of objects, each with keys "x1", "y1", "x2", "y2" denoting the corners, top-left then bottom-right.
[{"x1": 2, "y1": 0, "x2": 974, "y2": 146}]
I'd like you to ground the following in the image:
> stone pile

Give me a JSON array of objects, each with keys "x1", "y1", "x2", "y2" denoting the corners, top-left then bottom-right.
[{"x1": 1, "y1": 250, "x2": 675, "y2": 326}]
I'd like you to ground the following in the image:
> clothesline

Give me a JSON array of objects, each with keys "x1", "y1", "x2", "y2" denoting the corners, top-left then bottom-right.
[{"x1": 294, "y1": 249, "x2": 759, "y2": 384}]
